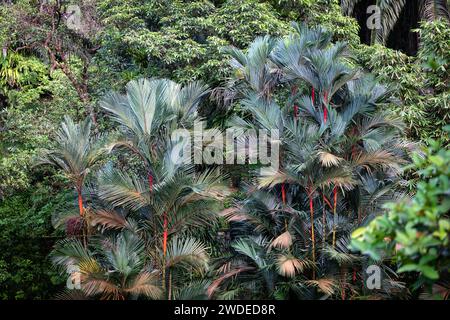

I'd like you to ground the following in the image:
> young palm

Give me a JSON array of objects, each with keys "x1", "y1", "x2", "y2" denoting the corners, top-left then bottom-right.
[
  {"x1": 36, "y1": 116, "x2": 106, "y2": 218},
  {"x1": 52, "y1": 231, "x2": 162, "y2": 300}
]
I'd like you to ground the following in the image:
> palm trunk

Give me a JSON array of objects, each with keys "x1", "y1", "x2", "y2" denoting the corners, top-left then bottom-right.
[
  {"x1": 281, "y1": 183, "x2": 286, "y2": 205},
  {"x1": 340, "y1": 267, "x2": 347, "y2": 300},
  {"x1": 292, "y1": 85, "x2": 299, "y2": 120},
  {"x1": 312, "y1": 87, "x2": 315, "y2": 105},
  {"x1": 332, "y1": 187, "x2": 338, "y2": 248},
  {"x1": 322, "y1": 193, "x2": 326, "y2": 249},
  {"x1": 77, "y1": 187, "x2": 87, "y2": 247},
  {"x1": 77, "y1": 188, "x2": 84, "y2": 217},
  {"x1": 309, "y1": 187, "x2": 316, "y2": 279},
  {"x1": 163, "y1": 214, "x2": 168, "y2": 256},
  {"x1": 162, "y1": 212, "x2": 168, "y2": 292},
  {"x1": 323, "y1": 91, "x2": 328, "y2": 124}
]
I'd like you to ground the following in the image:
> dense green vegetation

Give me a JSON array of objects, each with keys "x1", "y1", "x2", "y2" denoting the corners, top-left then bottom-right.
[{"x1": 0, "y1": 0, "x2": 448, "y2": 300}]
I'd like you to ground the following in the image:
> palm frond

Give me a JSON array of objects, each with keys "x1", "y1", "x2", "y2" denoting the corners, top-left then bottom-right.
[
  {"x1": 54, "y1": 289, "x2": 89, "y2": 300},
  {"x1": 173, "y1": 280, "x2": 210, "y2": 300},
  {"x1": 207, "y1": 267, "x2": 254, "y2": 298},
  {"x1": 269, "y1": 231, "x2": 293, "y2": 250},
  {"x1": 276, "y1": 254, "x2": 312, "y2": 278},
  {"x1": 51, "y1": 238, "x2": 92, "y2": 269},
  {"x1": 305, "y1": 278, "x2": 338, "y2": 296},
  {"x1": 91, "y1": 209, "x2": 132, "y2": 231},
  {"x1": 82, "y1": 276, "x2": 121, "y2": 300},
  {"x1": 318, "y1": 151, "x2": 344, "y2": 168}
]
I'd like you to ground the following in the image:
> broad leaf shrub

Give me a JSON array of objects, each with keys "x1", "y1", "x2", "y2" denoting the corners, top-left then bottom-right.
[
  {"x1": 351, "y1": 127, "x2": 450, "y2": 289},
  {"x1": 354, "y1": 19, "x2": 450, "y2": 144}
]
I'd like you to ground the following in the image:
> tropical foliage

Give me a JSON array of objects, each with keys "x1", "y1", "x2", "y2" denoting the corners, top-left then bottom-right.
[
  {"x1": 208, "y1": 24, "x2": 414, "y2": 300},
  {"x1": 351, "y1": 128, "x2": 450, "y2": 299}
]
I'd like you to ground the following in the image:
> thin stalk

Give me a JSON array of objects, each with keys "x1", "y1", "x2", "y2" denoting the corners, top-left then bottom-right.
[
  {"x1": 163, "y1": 214, "x2": 168, "y2": 256},
  {"x1": 312, "y1": 87, "x2": 315, "y2": 105},
  {"x1": 322, "y1": 193, "x2": 326, "y2": 249},
  {"x1": 323, "y1": 91, "x2": 328, "y2": 124},
  {"x1": 77, "y1": 188, "x2": 84, "y2": 217},
  {"x1": 341, "y1": 267, "x2": 347, "y2": 300},
  {"x1": 292, "y1": 85, "x2": 299, "y2": 120},
  {"x1": 162, "y1": 212, "x2": 168, "y2": 292},
  {"x1": 77, "y1": 187, "x2": 87, "y2": 247},
  {"x1": 168, "y1": 270, "x2": 172, "y2": 300}
]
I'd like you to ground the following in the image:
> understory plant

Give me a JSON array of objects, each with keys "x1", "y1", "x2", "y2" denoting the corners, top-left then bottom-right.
[
  {"x1": 351, "y1": 127, "x2": 450, "y2": 299},
  {"x1": 209, "y1": 23, "x2": 415, "y2": 300}
]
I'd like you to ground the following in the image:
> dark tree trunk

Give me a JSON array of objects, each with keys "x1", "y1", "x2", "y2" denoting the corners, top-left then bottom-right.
[
  {"x1": 351, "y1": 0, "x2": 420, "y2": 55},
  {"x1": 387, "y1": 0, "x2": 420, "y2": 56}
]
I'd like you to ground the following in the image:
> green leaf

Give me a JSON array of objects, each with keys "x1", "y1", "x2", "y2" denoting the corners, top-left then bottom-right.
[{"x1": 419, "y1": 265, "x2": 439, "y2": 280}]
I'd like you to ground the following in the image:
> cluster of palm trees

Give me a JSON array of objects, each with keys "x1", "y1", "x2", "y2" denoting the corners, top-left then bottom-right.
[
  {"x1": 38, "y1": 79, "x2": 228, "y2": 299},
  {"x1": 38, "y1": 24, "x2": 415, "y2": 299}
]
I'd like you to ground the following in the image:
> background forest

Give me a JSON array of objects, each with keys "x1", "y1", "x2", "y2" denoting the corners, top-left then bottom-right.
[{"x1": 0, "y1": 0, "x2": 449, "y2": 300}]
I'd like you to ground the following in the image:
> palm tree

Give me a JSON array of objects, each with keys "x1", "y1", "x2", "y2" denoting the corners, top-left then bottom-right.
[
  {"x1": 52, "y1": 231, "x2": 162, "y2": 300},
  {"x1": 341, "y1": 0, "x2": 450, "y2": 45},
  {"x1": 70, "y1": 78, "x2": 228, "y2": 299},
  {"x1": 36, "y1": 116, "x2": 106, "y2": 241},
  {"x1": 37, "y1": 116, "x2": 105, "y2": 217},
  {"x1": 221, "y1": 36, "x2": 280, "y2": 101},
  {"x1": 95, "y1": 146, "x2": 227, "y2": 290}
]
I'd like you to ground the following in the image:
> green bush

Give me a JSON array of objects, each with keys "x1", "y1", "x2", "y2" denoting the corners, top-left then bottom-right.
[
  {"x1": 351, "y1": 127, "x2": 450, "y2": 290},
  {"x1": 353, "y1": 36, "x2": 450, "y2": 144}
]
